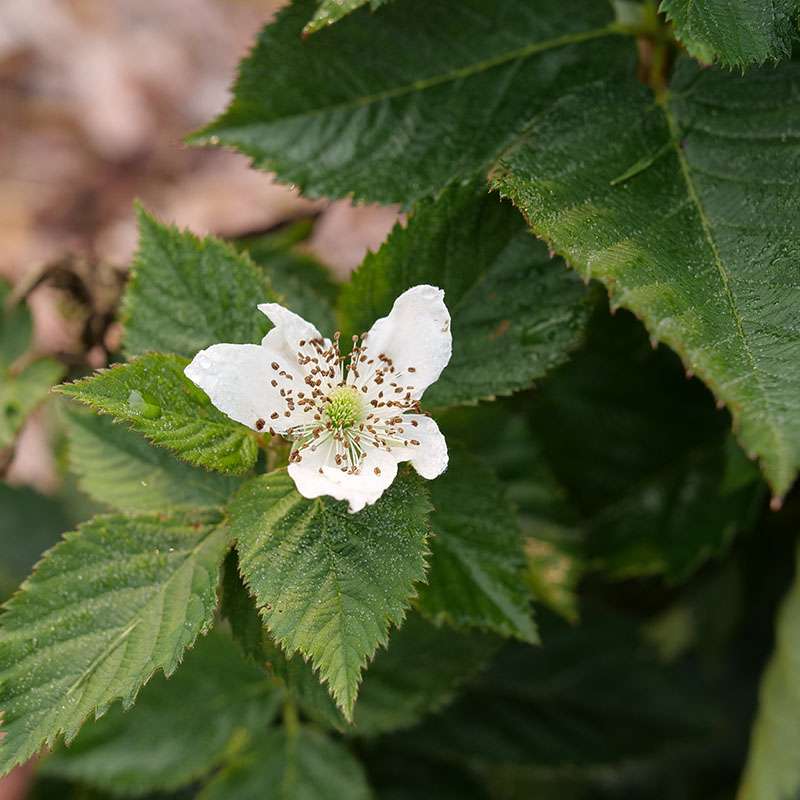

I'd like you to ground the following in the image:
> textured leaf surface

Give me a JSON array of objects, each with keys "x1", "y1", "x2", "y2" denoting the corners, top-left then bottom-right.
[
  {"x1": 200, "y1": 728, "x2": 372, "y2": 800},
  {"x1": 418, "y1": 447, "x2": 537, "y2": 642},
  {"x1": 661, "y1": 0, "x2": 798, "y2": 67},
  {"x1": 65, "y1": 408, "x2": 241, "y2": 513},
  {"x1": 57, "y1": 354, "x2": 258, "y2": 474},
  {"x1": 122, "y1": 210, "x2": 274, "y2": 360},
  {"x1": 0, "y1": 484, "x2": 72, "y2": 600},
  {"x1": 192, "y1": 0, "x2": 633, "y2": 203},
  {"x1": 495, "y1": 59, "x2": 800, "y2": 499},
  {"x1": 229, "y1": 469, "x2": 430, "y2": 718},
  {"x1": 738, "y1": 545, "x2": 800, "y2": 800},
  {"x1": 0, "y1": 358, "x2": 64, "y2": 450},
  {"x1": 0, "y1": 511, "x2": 230, "y2": 774},
  {"x1": 340, "y1": 182, "x2": 590, "y2": 407},
  {"x1": 304, "y1": 0, "x2": 390, "y2": 35},
  {"x1": 41, "y1": 632, "x2": 279, "y2": 797}
]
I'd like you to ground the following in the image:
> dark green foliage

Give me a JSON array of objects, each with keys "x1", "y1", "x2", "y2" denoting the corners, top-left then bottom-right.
[
  {"x1": 199, "y1": 728, "x2": 372, "y2": 800},
  {"x1": 529, "y1": 307, "x2": 765, "y2": 581},
  {"x1": 2, "y1": 2, "x2": 798, "y2": 797},
  {"x1": 0, "y1": 279, "x2": 64, "y2": 450},
  {"x1": 419, "y1": 446, "x2": 537, "y2": 640},
  {"x1": 0, "y1": 483, "x2": 75, "y2": 599},
  {"x1": 235, "y1": 224, "x2": 339, "y2": 333},
  {"x1": 41, "y1": 632, "x2": 281, "y2": 797},
  {"x1": 191, "y1": 0, "x2": 634, "y2": 203},
  {"x1": 385, "y1": 611, "x2": 719, "y2": 769},
  {"x1": 494, "y1": 59, "x2": 800, "y2": 498},
  {"x1": 340, "y1": 182, "x2": 591, "y2": 407}
]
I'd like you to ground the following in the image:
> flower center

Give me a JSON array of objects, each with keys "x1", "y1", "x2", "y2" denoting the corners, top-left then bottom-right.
[{"x1": 325, "y1": 386, "x2": 364, "y2": 430}]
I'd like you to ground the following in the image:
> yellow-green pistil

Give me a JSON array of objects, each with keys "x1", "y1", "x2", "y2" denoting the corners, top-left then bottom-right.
[{"x1": 324, "y1": 385, "x2": 364, "y2": 429}]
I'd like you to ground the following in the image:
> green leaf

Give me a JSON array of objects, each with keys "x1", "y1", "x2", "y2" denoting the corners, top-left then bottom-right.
[
  {"x1": 0, "y1": 279, "x2": 33, "y2": 369},
  {"x1": 190, "y1": 0, "x2": 634, "y2": 203},
  {"x1": 523, "y1": 538, "x2": 582, "y2": 625},
  {"x1": 738, "y1": 544, "x2": 800, "y2": 800},
  {"x1": 220, "y1": 565, "x2": 344, "y2": 731},
  {"x1": 0, "y1": 511, "x2": 230, "y2": 774},
  {"x1": 41, "y1": 631, "x2": 280, "y2": 797},
  {"x1": 1, "y1": 358, "x2": 64, "y2": 450},
  {"x1": 199, "y1": 727, "x2": 372, "y2": 800},
  {"x1": 394, "y1": 612, "x2": 718, "y2": 769},
  {"x1": 257, "y1": 613, "x2": 496, "y2": 737},
  {"x1": 368, "y1": 758, "x2": 490, "y2": 800},
  {"x1": 122, "y1": 209, "x2": 275, "y2": 360},
  {"x1": 0, "y1": 483, "x2": 73, "y2": 600},
  {"x1": 418, "y1": 446, "x2": 537, "y2": 642},
  {"x1": 661, "y1": 0, "x2": 799, "y2": 67},
  {"x1": 0, "y1": 280, "x2": 64, "y2": 449},
  {"x1": 585, "y1": 434, "x2": 763, "y2": 582},
  {"x1": 236, "y1": 233, "x2": 338, "y2": 334},
  {"x1": 340, "y1": 182, "x2": 591, "y2": 407},
  {"x1": 264, "y1": 638, "x2": 347, "y2": 732},
  {"x1": 493, "y1": 58, "x2": 800, "y2": 500},
  {"x1": 304, "y1": 0, "x2": 391, "y2": 35},
  {"x1": 65, "y1": 407, "x2": 242, "y2": 513},
  {"x1": 221, "y1": 551, "x2": 269, "y2": 665},
  {"x1": 351, "y1": 614, "x2": 497, "y2": 736},
  {"x1": 529, "y1": 307, "x2": 763, "y2": 582},
  {"x1": 229, "y1": 469, "x2": 431, "y2": 719},
  {"x1": 439, "y1": 404, "x2": 583, "y2": 622},
  {"x1": 57, "y1": 354, "x2": 258, "y2": 474},
  {"x1": 235, "y1": 218, "x2": 315, "y2": 255}
]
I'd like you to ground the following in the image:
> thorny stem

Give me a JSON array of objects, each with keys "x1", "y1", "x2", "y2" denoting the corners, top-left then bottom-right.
[{"x1": 630, "y1": 0, "x2": 677, "y2": 93}]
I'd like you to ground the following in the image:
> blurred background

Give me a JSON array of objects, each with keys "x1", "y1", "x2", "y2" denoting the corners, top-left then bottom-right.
[{"x1": 0, "y1": 1, "x2": 399, "y2": 797}]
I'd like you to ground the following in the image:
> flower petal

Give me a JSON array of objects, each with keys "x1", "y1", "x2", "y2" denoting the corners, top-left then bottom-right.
[
  {"x1": 258, "y1": 302, "x2": 341, "y2": 388},
  {"x1": 356, "y1": 285, "x2": 451, "y2": 400},
  {"x1": 184, "y1": 343, "x2": 310, "y2": 434},
  {"x1": 393, "y1": 414, "x2": 448, "y2": 479},
  {"x1": 288, "y1": 442, "x2": 399, "y2": 513}
]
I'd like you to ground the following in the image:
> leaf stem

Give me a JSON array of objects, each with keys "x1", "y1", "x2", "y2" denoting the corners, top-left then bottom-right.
[{"x1": 283, "y1": 694, "x2": 300, "y2": 739}]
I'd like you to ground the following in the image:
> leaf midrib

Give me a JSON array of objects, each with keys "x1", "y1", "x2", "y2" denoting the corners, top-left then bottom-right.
[
  {"x1": 212, "y1": 24, "x2": 620, "y2": 131},
  {"x1": 316, "y1": 501, "x2": 359, "y2": 715},
  {"x1": 660, "y1": 95, "x2": 789, "y2": 490},
  {"x1": 0, "y1": 522, "x2": 223, "y2": 697}
]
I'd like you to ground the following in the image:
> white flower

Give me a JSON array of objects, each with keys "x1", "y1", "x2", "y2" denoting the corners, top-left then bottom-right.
[{"x1": 184, "y1": 285, "x2": 452, "y2": 512}]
